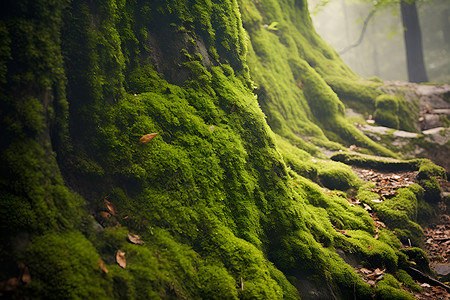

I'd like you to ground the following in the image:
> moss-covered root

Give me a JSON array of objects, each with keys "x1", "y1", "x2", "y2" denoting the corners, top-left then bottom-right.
[{"x1": 374, "y1": 95, "x2": 400, "y2": 129}]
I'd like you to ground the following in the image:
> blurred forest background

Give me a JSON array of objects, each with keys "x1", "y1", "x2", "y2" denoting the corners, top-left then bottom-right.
[{"x1": 309, "y1": 0, "x2": 450, "y2": 83}]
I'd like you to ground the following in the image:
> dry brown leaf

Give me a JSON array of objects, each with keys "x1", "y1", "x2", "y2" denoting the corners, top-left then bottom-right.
[
  {"x1": 363, "y1": 203, "x2": 372, "y2": 211},
  {"x1": 104, "y1": 199, "x2": 117, "y2": 216},
  {"x1": 360, "y1": 268, "x2": 371, "y2": 274},
  {"x1": 21, "y1": 266, "x2": 31, "y2": 283},
  {"x1": 367, "y1": 280, "x2": 376, "y2": 287},
  {"x1": 127, "y1": 232, "x2": 144, "y2": 245},
  {"x1": 116, "y1": 250, "x2": 126, "y2": 268},
  {"x1": 209, "y1": 125, "x2": 215, "y2": 132},
  {"x1": 97, "y1": 259, "x2": 109, "y2": 274},
  {"x1": 139, "y1": 133, "x2": 158, "y2": 144},
  {"x1": 99, "y1": 211, "x2": 111, "y2": 218},
  {"x1": 376, "y1": 221, "x2": 387, "y2": 228},
  {"x1": 373, "y1": 268, "x2": 384, "y2": 276},
  {"x1": 332, "y1": 226, "x2": 351, "y2": 237}
]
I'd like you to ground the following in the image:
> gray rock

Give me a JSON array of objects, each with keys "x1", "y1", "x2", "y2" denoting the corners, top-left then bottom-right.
[
  {"x1": 423, "y1": 127, "x2": 450, "y2": 145},
  {"x1": 392, "y1": 130, "x2": 418, "y2": 138},
  {"x1": 423, "y1": 114, "x2": 442, "y2": 130},
  {"x1": 433, "y1": 109, "x2": 450, "y2": 116}
]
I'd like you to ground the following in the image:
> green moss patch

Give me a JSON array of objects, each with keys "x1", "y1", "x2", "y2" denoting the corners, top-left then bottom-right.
[{"x1": 374, "y1": 95, "x2": 400, "y2": 129}]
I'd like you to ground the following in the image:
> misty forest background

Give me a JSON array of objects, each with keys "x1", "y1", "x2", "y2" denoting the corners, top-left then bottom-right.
[{"x1": 310, "y1": 0, "x2": 450, "y2": 83}]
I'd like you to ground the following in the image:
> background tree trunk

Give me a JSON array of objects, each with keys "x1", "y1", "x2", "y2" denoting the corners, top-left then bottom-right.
[{"x1": 401, "y1": 0, "x2": 428, "y2": 83}]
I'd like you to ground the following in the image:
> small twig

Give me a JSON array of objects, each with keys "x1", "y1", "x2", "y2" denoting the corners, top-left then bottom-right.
[
  {"x1": 408, "y1": 267, "x2": 450, "y2": 293},
  {"x1": 434, "y1": 237, "x2": 450, "y2": 242}
]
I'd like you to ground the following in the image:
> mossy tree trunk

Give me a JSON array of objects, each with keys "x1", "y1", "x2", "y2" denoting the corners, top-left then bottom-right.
[{"x1": 0, "y1": 0, "x2": 441, "y2": 299}]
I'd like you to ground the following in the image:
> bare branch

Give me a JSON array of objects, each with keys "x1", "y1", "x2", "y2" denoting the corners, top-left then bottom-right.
[{"x1": 339, "y1": 9, "x2": 376, "y2": 55}]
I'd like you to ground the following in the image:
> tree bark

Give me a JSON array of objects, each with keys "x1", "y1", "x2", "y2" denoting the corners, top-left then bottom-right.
[{"x1": 401, "y1": 0, "x2": 428, "y2": 83}]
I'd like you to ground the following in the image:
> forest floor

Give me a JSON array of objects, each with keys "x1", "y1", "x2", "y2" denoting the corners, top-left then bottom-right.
[{"x1": 351, "y1": 167, "x2": 450, "y2": 299}]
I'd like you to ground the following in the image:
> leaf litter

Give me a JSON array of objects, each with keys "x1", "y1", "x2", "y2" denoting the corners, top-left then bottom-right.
[{"x1": 349, "y1": 166, "x2": 450, "y2": 299}]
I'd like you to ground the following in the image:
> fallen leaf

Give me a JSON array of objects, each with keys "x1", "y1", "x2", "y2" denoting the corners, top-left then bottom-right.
[
  {"x1": 209, "y1": 125, "x2": 215, "y2": 132},
  {"x1": 104, "y1": 199, "x2": 117, "y2": 216},
  {"x1": 332, "y1": 225, "x2": 351, "y2": 237},
  {"x1": 21, "y1": 265, "x2": 31, "y2": 283},
  {"x1": 362, "y1": 203, "x2": 372, "y2": 211},
  {"x1": 360, "y1": 268, "x2": 371, "y2": 274},
  {"x1": 97, "y1": 259, "x2": 109, "y2": 274},
  {"x1": 139, "y1": 133, "x2": 158, "y2": 144},
  {"x1": 230, "y1": 102, "x2": 236, "y2": 114},
  {"x1": 116, "y1": 250, "x2": 126, "y2": 269},
  {"x1": 367, "y1": 280, "x2": 376, "y2": 286},
  {"x1": 99, "y1": 211, "x2": 111, "y2": 218},
  {"x1": 373, "y1": 268, "x2": 384, "y2": 276},
  {"x1": 376, "y1": 221, "x2": 387, "y2": 228},
  {"x1": 371, "y1": 199, "x2": 383, "y2": 203},
  {"x1": 127, "y1": 232, "x2": 144, "y2": 245},
  {"x1": 421, "y1": 283, "x2": 431, "y2": 288}
]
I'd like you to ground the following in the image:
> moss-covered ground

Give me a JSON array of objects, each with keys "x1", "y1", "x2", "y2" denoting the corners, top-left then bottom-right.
[{"x1": 0, "y1": 0, "x2": 446, "y2": 299}]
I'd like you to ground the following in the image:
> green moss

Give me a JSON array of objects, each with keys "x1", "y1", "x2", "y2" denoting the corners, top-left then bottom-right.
[
  {"x1": 336, "y1": 230, "x2": 398, "y2": 271},
  {"x1": 417, "y1": 159, "x2": 447, "y2": 180},
  {"x1": 325, "y1": 76, "x2": 382, "y2": 114},
  {"x1": 376, "y1": 274, "x2": 415, "y2": 300},
  {"x1": 331, "y1": 152, "x2": 421, "y2": 171},
  {"x1": 419, "y1": 177, "x2": 442, "y2": 203},
  {"x1": 276, "y1": 135, "x2": 319, "y2": 180},
  {"x1": 440, "y1": 115, "x2": 450, "y2": 127},
  {"x1": 374, "y1": 95, "x2": 400, "y2": 129},
  {"x1": 400, "y1": 248, "x2": 431, "y2": 273},
  {"x1": 396, "y1": 269, "x2": 422, "y2": 292},
  {"x1": 371, "y1": 185, "x2": 424, "y2": 246},
  {"x1": 25, "y1": 232, "x2": 112, "y2": 299},
  {"x1": 317, "y1": 161, "x2": 363, "y2": 191},
  {"x1": 368, "y1": 76, "x2": 383, "y2": 83}
]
